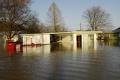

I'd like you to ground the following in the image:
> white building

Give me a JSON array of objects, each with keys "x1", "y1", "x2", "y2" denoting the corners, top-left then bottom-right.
[{"x1": 20, "y1": 31, "x2": 102, "y2": 46}]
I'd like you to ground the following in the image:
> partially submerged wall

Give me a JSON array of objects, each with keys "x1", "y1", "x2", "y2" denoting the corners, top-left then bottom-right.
[
  {"x1": 21, "y1": 34, "x2": 50, "y2": 45},
  {"x1": 20, "y1": 31, "x2": 103, "y2": 46}
]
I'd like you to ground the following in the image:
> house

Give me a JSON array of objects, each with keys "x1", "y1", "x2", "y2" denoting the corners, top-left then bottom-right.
[{"x1": 113, "y1": 27, "x2": 120, "y2": 39}]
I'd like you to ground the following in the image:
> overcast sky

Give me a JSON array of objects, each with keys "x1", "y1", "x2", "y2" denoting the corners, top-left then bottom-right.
[{"x1": 30, "y1": 0, "x2": 120, "y2": 30}]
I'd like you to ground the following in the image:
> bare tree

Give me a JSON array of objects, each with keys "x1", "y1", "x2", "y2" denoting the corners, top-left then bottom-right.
[
  {"x1": 83, "y1": 6, "x2": 112, "y2": 31},
  {"x1": 25, "y1": 15, "x2": 46, "y2": 33},
  {"x1": 0, "y1": 0, "x2": 31, "y2": 40},
  {"x1": 24, "y1": 15, "x2": 39, "y2": 33},
  {"x1": 47, "y1": 2, "x2": 66, "y2": 32}
]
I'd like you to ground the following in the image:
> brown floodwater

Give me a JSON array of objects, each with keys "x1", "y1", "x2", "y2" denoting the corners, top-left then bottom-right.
[{"x1": 0, "y1": 37, "x2": 120, "y2": 80}]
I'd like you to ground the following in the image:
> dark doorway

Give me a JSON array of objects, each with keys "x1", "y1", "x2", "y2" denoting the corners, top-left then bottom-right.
[
  {"x1": 50, "y1": 34, "x2": 60, "y2": 43},
  {"x1": 77, "y1": 35, "x2": 82, "y2": 48}
]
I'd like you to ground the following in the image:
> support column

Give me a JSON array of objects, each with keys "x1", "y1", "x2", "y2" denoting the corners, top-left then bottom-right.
[
  {"x1": 82, "y1": 34, "x2": 89, "y2": 52},
  {"x1": 72, "y1": 34, "x2": 77, "y2": 52},
  {"x1": 94, "y1": 33, "x2": 98, "y2": 51}
]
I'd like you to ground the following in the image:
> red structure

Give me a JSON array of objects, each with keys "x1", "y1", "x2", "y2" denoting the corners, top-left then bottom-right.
[{"x1": 6, "y1": 41, "x2": 16, "y2": 56}]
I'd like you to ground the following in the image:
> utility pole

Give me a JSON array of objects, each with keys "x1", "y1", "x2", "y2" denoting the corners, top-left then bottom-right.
[{"x1": 80, "y1": 23, "x2": 82, "y2": 31}]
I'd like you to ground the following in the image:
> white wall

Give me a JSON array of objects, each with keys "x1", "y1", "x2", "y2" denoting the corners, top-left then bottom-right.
[
  {"x1": 61, "y1": 34, "x2": 73, "y2": 43},
  {"x1": 22, "y1": 34, "x2": 50, "y2": 45},
  {"x1": 42, "y1": 34, "x2": 50, "y2": 44},
  {"x1": 23, "y1": 36, "x2": 32, "y2": 45}
]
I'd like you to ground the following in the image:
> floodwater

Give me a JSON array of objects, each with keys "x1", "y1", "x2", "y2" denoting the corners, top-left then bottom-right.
[{"x1": 0, "y1": 37, "x2": 120, "y2": 80}]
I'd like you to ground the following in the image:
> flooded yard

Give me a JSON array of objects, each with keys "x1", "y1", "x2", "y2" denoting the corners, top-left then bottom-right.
[{"x1": 0, "y1": 37, "x2": 120, "y2": 80}]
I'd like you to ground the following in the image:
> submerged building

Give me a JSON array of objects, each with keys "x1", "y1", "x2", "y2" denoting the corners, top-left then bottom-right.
[
  {"x1": 20, "y1": 31, "x2": 102, "y2": 48},
  {"x1": 113, "y1": 27, "x2": 120, "y2": 39}
]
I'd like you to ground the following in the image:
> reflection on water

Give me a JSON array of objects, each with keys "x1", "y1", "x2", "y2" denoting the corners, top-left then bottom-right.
[
  {"x1": 22, "y1": 40, "x2": 98, "y2": 57},
  {"x1": 0, "y1": 37, "x2": 120, "y2": 80},
  {"x1": 23, "y1": 45, "x2": 51, "y2": 56}
]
